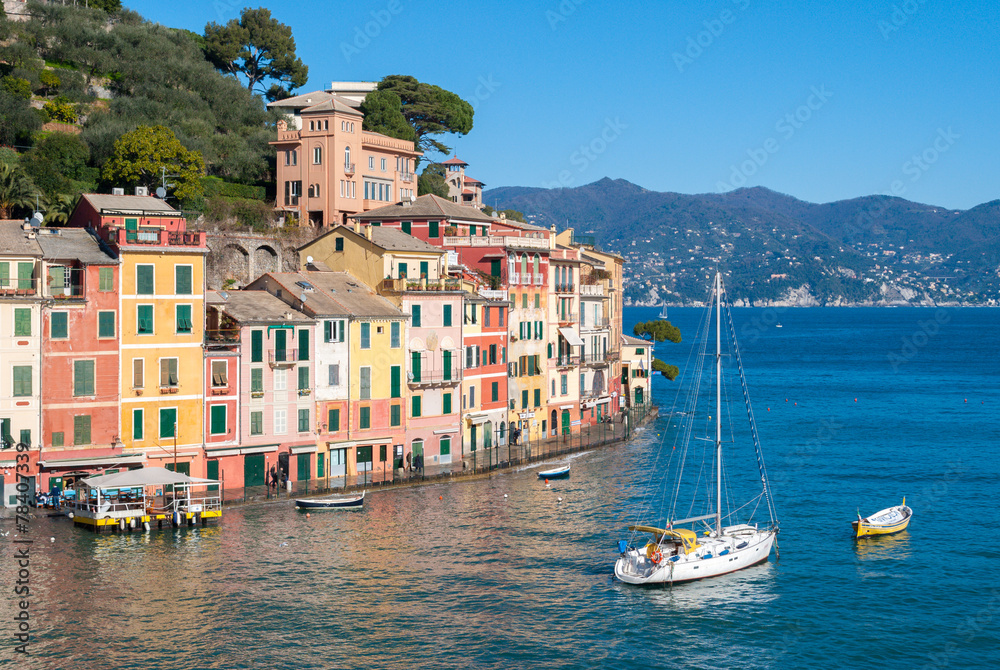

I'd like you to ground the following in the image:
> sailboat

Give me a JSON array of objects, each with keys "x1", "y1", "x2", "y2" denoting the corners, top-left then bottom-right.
[
  {"x1": 615, "y1": 271, "x2": 779, "y2": 585},
  {"x1": 658, "y1": 303, "x2": 669, "y2": 319}
]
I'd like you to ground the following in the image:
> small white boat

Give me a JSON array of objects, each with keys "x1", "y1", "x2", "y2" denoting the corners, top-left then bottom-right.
[
  {"x1": 295, "y1": 491, "x2": 365, "y2": 510},
  {"x1": 658, "y1": 303, "x2": 669, "y2": 319},
  {"x1": 853, "y1": 498, "x2": 911, "y2": 538},
  {"x1": 538, "y1": 465, "x2": 570, "y2": 479}
]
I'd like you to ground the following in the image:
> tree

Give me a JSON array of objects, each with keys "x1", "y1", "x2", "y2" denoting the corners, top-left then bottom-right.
[
  {"x1": 203, "y1": 7, "x2": 308, "y2": 98},
  {"x1": 633, "y1": 320, "x2": 682, "y2": 344},
  {"x1": 21, "y1": 132, "x2": 90, "y2": 198},
  {"x1": 376, "y1": 75, "x2": 474, "y2": 157},
  {"x1": 0, "y1": 162, "x2": 37, "y2": 219},
  {"x1": 360, "y1": 89, "x2": 417, "y2": 143},
  {"x1": 38, "y1": 69, "x2": 60, "y2": 96},
  {"x1": 101, "y1": 125, "x2": 205, "y2": 201},
  {"x1": 0, "y1": 90, "x2": 41, "y2": 148},
  {"x1": 43, "y1": 98, "x2": 77, "y2": 123},
  {"x1": 652, "y1": 359, "x2": 679, "y2": 381},
  {"x1": 417, "y1": 163, "x2": 448, "y2": 198},
  {"x1": 43, "y1": 192, "x2": 77, "y2": 225},
  {"x1": 499, "y1": 209, "x2": 526, "y2": 222}
]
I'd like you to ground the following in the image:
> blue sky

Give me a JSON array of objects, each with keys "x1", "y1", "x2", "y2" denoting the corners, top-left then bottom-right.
[{"x1": 126, "y1": 0, "x2": 999, "y2": 210}]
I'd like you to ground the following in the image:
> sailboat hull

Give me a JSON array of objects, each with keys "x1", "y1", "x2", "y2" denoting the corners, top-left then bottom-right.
[{"x1": 614, "y1": 528, "x2": 777, "y2": 585}]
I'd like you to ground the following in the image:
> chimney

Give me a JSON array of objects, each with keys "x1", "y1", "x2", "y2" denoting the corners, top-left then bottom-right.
[
  {"x1": 354, "y1": 221, "x2": 361, "y2": 234},
  {"x1": 365, "y1": 226, "x2": 373, "y2": 241}
]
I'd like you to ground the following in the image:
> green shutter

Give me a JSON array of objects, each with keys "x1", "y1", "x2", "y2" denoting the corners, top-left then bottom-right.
[
  {"x1": 210, "y1": 405, "x2": 227, "y2": 434},
  {"x1": 443, "y1": 304, "x2": 452, "y2": 327},
  {"x1": 328, "y1": 408, "x2": 340, "y2": 431},
  {"x1": 251, "y1": 368, "x2": 263, "y2": 392},
  {"x1": 412, "y1": 305, "x2": 421, "y2": 327},
  {"x1": 73, "y1": 360, "x2": 94, "y2": 396},
  {"x1": 359, "y1": 406, "x2": 370, "y2": 429},
  {"x1": 133, "y1": 409, "x2": 143, "y2": 440},
  {"x1": 316, "y1": 452, "x2": 325, "y2": 478},
  {"x1": 0, "y1": 262, "x2": 8, "y2": 289},
  {"x1": 137, "y1": 265, "x2": 154, "y2": 294},
  {"x1": 251, "y1": 330, "x2": 263, "y2": 362},
  {"x1": 360, "y1": 323, "x2": 370, "y2": 348},
  {"x1": 175, "y1": 265, "x2": 192, "y2": 294},
  {"x1": 492, "y1": 382, "x2": 499, "y2": 402},
  {"x1": 98, "y1": 311, "x2": 115, "y2": 338},
  {"x1": 412, "y1": 395, "x2": 421, "y2": 418},
  {"x1": 17, "y1": 262, "x2": 33, "y2": 290},
  {"x1": 401, "y1": 220, "x2": 411, "y2": 234},
  {"x1": 159, "y1": 408, "x2": 177, "y2": 438},
  {"x1": 534, "y1": 389, "x2": 541, "y2": 407},
  {"x1": 14, "y1": 308, "x2": 31, "y2": 336},
  {"x1": 398, "y1": 262, "x2": 407, "y2": 278},
  {"x1": 443, "y1": 350, "x2": 451, "y2": 381},
  {"x1": 297, "y1": 452, "x2": 310, "y2": 480},
  {"x1": 51, "y1": 432, "x2": 64, "y2": 447},
  {"x1": 250, "y1": 411, "x2": 263, "y2": 435},
  {"x1": 298, "y1": 366, "x2": 309, "y2": 390},
  {"x1": 429, "y1": 220, "x2": 439, "y2": 237},
  {"x1": 391, "y1": 321, "x2": 400, "y2": 348},
  {"x1": 298, "y1": 329, "x2": 309, "y2": 360},
  {"x1": 411, "y1": 351, "x2": 421, "y2": 382},
  {"x1": 390, "y1": 404, "x2": 401, "y2": 426},
  {"x1": 99, "y1": 267, "x2": 113, "y2": 291},
  {"x1": 298, "y1": 409, "x2": 309, "y2": 432},
  {"x1": 51, "y1": 312, "x2": 68, "y2": 338},
  {"x1": 324, "y1": 320, "x2": 333, "y2": 342},
  {"x1": 443, "y1": 392, "x2": 452, "y2": 414},
  {"x1": 522, "y1": 390, "x2": 528, "y2": 409},
  {"x1": 419, "y1": 261, "x2": 428, "y2": 278},
  {"x1": 137, "y1": 305, "x2": 153, "y2": 334},
  {"x1": 73, "y1": 415, "x2": 91, "y2": 445},
  {"x1": 176, "y1": 304, "x2": 192, "y2": 333},
  {"x1": 390, "y1": 366, "x2": 401, "y2": 398},
  {"x1": 12, "y1": 366, "x2": 31, "y2": 397},
  {"x1": 274, "y1": 329, "x2": 287, "y2": 361}
]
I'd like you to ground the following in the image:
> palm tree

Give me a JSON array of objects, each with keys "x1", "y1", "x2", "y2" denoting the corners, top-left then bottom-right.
[
  {"x1": 0, "y1": 163, "x2": 37, "y2": 219},
  {"x1": 43, "y1": 192, "x2": 78, "y2": 226}
]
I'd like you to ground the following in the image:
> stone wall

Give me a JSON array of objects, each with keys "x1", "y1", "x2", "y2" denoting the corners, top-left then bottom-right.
[{"x1": 205, "y1": 229, "x2": 320, "y2": 290}]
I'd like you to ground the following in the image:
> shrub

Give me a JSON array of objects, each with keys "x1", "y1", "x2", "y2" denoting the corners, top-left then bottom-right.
[
  {"x1": 1, "y1": 76, "x2": 32, "y2": 100},
  {"x1": 43, "y1": 99, "x2": 77, "y2": 123},
  {"x1": 231, "y1": 198, "x2": 274, "y2": 230},
  {"x1": 39, "y1": 69, "x2": 60, "y2": 95},
  {"x1": 200, "y1": 175, "x2": 266, "y2": 201}
]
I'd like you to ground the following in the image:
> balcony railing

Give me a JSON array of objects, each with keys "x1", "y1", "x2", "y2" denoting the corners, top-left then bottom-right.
[
  {"x1": 554, "y1": 355, "x2": 580, "y2": 367},
  {"x1": 344, "y1": 162, "x2": 356, "y2": 175},
  {"x1": 478, "y1": 288, "x2": 508, "y2": 301},
  {"x1": 534, "y1": 273, "x2": 544, "y2": 285},
  {"x1": 557, "y1": 312, "x2": 578, "y2": 325},
  {"x1": 46, "y1": 268, "x2": 85, "y2": 299},
  {"x1": 555, "y1": 283, "x2": 575, "y2": 294},
  {"x1": 399, "y1": 172, "x2": 414, "y2": 183},
  {"x1": 580, "y1": 317, "x2": 609, "y2": 330},
  {"x1": 0, "y1": 277, "x2": 39, "y2": 297},
  {"x1": 268, "y1": 349, "x2": 299, "y2": 367},
  {"x1": 112, "y1": 228, "x2": 207, "y2": 248},
  {"x1": 404, "y1": 277, "x2": 463, "y2": 292},
  {"x1": 509, "y1": 272, "x2": 520, "y2": 285},
  {"x1": 407, "y1": 369, "x2": 464, "y2": 386},
  {"x1": 442, "y1": 235, "x2": 549, "y2": 250},
  {"x1": 581, "y1": 352, "x2": 610, "y2": 366},
  {"x1": 205, "y1": 329, "x2": 241, "y2": 346},
  {"x1": 580, "y1": 284, "x2": 604, "y2": 297}
]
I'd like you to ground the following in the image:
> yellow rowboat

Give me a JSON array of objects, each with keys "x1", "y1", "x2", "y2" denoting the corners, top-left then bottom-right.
[{"x1": 852, "y1": 498, "x2": 912, "y2": 538}]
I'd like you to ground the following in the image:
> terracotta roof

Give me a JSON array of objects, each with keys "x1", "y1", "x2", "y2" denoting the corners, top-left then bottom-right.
[
  {"x1": 35, "y1": 228, "x2": 116, "y2": 265},
  {"x1": 354, "y1": 194, "x2": 495, "y2": 223},
  {"x1": 250, "y1": 272, "x2": 405, "y2": 319},
  {"x1": 464, "y1": 176, "x2": 483, "y2": 185},
  {"x1": 441, "y1": 156, "x2": 468, "y2": 166},
  {"x1": 369, "y1": 226, "x2": 444, "y2": 253},
  {"x1": 621, "y1": 334, "x2": 650, "y2": 347},
  {"x1": 0, "y1": 221, "x2": 42, "y2": 257},
  {"x1": 80, "y1": 194, "x2": 179, "y2": 214},
  {"x1": 212, "y1": 290, "x2": 313, "y2": 325}
]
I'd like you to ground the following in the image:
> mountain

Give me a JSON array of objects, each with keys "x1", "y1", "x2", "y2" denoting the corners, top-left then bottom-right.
[{"x1": 484, "y1": 179, "x2": 1000, "y2": 306}]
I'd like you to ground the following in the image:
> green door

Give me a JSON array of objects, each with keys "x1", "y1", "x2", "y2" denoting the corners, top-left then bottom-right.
[
  {"x1": 636, "y1": 387, "x2": 644, "y2": 405},
  {"x1": 165, "y1": 462, "x2": 189, "y2": 493},
  {"x1": 484, "y1": 422, "x2": 492, "y2": 448},
  {"x1": 419, "y1": 261, "x2": 428, "y2": 278},
  {"x1": 125, "y1": 218, "x2": 138, "y2": 242},
  {"x1": 274, "y1": 329, "x2": 286, "y2": 362},
  {"x1": 398, "y1": 262, "x2": 407, "y2": 279},
  {"x1": 443, "y1": 350, "x2": 451, "y2": 381},
  {"x1": 206, "y1": 460, "x2": 219, "y2": 492},
  {"x1": 297, "y1": 453, "x2": 311, "y2": 482},
  {"x1": 470, "y1": 424, "x2": 477, "y2": 452},
  {"x1": 317, "y1": 452, "x2": 325, "y2": 479},
  {"x1": 357, "y1": 446, "x2": 373, "y2": 472},
  {"x1": 562, "y1": 410, "x2": 570, "y2": 435},
  {"x1": 490, "y1": 259, "x2": 501, "y2": 278},
  {"x1": 244, "y1": 453, "x2": 265, "y2": 488}
]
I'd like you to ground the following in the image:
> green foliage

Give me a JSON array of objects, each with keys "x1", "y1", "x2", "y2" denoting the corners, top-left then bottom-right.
[
  {"x1": 89, "y1": 0, "x2": 122, "y2": 13},
  {"x1": 203, "y1": 7, "x2": 308, "y2": 97},
  {"x1": 1, "y1": 76, "x2": 32, "y2": 100},
  {"x1": 42, "y1": 98, "x2": 77, "y2": 123},
  {"x1": 101, "y1": 125, "x2": 205, "y2": 201},
  {"x1": 0, "y1": 90, "x2": 42, "y2": 147},
  {"x1": 201, "y1": 176, "x2": 265, "y2": 201},
  {"x1": 633, "y1": 320, "x2": 682, "y2": 344},
  {"x1": 21, "y1": 132, "x2": 91, "y2": 198},
  {"x1": 652, "y1": 358, "x2": 679, "y2": 380},
  {"x1": 418, "y1": 163, "x2": 449, "y2": 198},
  {"x1": 376, "y1": 75, "x2": 474, "y2": 157},
  {"x1": 0, "y1": 162, "x2": 37, "y2": 219},
  {"x1": 499, "y1": 208, "x2": 525, "y2": 222},
  {"x1": 42, "y1": 192, "x2": 77, "y2": 225},
  {"x1": 38, "y1": 69, "x2": 60, "y2": 95},
  {"x1": 0, "y1": 147, "x2": 19, "y2": 166},
  {"x1": 360, "y1": 89, "x2": 417, "y2": 144},
  {"x1": 231, "y1": 198, "x2": 274, "y2": 230}
]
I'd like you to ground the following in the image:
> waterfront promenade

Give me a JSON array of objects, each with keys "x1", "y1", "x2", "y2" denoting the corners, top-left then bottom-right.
[{"x1": 223, "y1": 403, "x2": 658, "y2": 506}]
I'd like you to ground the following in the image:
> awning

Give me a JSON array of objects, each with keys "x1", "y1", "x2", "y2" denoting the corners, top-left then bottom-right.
[
  {"x1": 81, "y1": 467, "x2": 217, "y2": 490},
  {"x1": 290, "y1": 444, "x2": 317, "y2": 454},
  {"x1": 465, "y1": 413, "x2": 490, "y2": 425},
  {"x1": 559, "y1": 327, "x2": 585, "y2": 347},
  {"x1": 38, "y1": 453, "x2": 146, "y2": 469}
]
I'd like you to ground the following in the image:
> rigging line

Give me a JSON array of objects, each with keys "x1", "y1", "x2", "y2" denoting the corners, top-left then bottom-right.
[{"x1": 722, "y1": 290, "x2": 779, "y2": 524}]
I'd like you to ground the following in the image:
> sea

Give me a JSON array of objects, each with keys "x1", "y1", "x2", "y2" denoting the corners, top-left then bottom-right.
[{"x1": 3, "y1": 307, "x2": 999, "y2": 669}]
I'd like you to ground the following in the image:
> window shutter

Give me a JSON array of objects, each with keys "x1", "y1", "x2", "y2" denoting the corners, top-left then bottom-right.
[
  {"x1": 339, "y1": 321, "x2": 345, "y2": 342},
  {"x1": 298, "y1": 329, "x2": 309, "y2": 360},
  {"x1": 137, "y1": 266, "x2": 153, "y2": 295},
  {"x1": 133, "y1": 359, "x2": 143, "y2": 388},
  {"x1": 251, "y1": 330, "x2": 263, "y2": 362},
  {"x1": 390, "y1": 366, "x2": 401, "y2": 398},
  {"x1": 411, "y1": 351, "x2": 421, "y2": 382},
  {"x1": 328, "y1": 408, "x2": 340, "y2": 431},
  {"x1": 324, "y1": 320, "x2": 332, "y2": 342},
  {"x1": 443, "y1": 304, "x2": 452, "y2": 327},
  {"x1": 99, "y1": 267, "x2": 113, "y2": 291},
  {"x1": 298, "y1": 366, "x2": 309, "y2": 390},
  {"x1": 175, "y1": 265, "x2": 192, "y2": 294},
  {"x1": 412, "y1": 305, "x2": 421, "y2": 327},
  {"x1": 328, "y1": 364, "x2": 339, "y2": 386},
  {"x1": 443, "y1": 393, "x2": 452, "y2": 414}
]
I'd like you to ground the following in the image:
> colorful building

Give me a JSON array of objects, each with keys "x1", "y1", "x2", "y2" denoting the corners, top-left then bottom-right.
[
  {"x1": 440, "y1": 156, "x2": 485, "y2": 208},
  {"x1": 621, "y1": 334, "x2": 653, "y2": 408}
]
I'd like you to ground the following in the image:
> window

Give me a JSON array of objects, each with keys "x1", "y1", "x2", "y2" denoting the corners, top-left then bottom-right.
[
  {"x1": 274, "y1": 409, "x2": 287, "y2": 434},
  {"x1": 212, "y1": 360, "x2": 228, "y2": 387},
  {"x1": 251, "y1": 368, "x2": 263, "y2": 393},
  {"x1": 160, "y1": 358, "x2": 179, "y2": 388},
  {"x1": 345, "y1": 146, "x2": 351, "y2": 167},
  {"x1": 368, "y1": 156, "x2": 374, "y2": 169},
  {"x1": 401, "y1": 220, "x2": 411, "y2": 234},
  {"x1": 210, "y1": 405, "x2": 227, "y2": 435},
  {"x1": 73, "y1": 360, "x2": 94, "y2": 396},
  {"x1": 469, "y1": 385, "x2": 476, "y2": 408},
  {"x1": 484, "y1": 307, "x2": 491, "y2": 328},
  {"x1": 522, "y1": 294, "x2": 528, "y2": 309},
  {"x1": 251, "y1": 330, "x2": 263, "y2": 362},
  {"x1": 250, "y1": 411, "x2": 263, "y2": 435},
  {"x1": 137, "y1": 305, "x2": 153, "y2": 335},
  {"x1": 443, "y1": 392, "x2": 452, "y2": 414},
  {"x1": 534, "y1": 389, "x2": 541, "y2": 407},
  {"x1": 298, "y1": 366, "x2": 309, "y2": 391},
  {"x1": 159, "y1": 408, "x2": 176, "y2": 439},
  {"x1": 74, "y1": 415, "x2": 92, "y2": 445},
  {"x1": 99, "y1": 267, "x2": 114, "y2": 292},
  {"x1": 359, "y1": 406, "x2": 371, "y2": 429},
  {"x1": 360, "y1": 323, "x2": 371, "y2": 349},
  {"x1": 552, "y1": 379, "x2": 556, "y2": 396},
  {"x1": 535, "y1": 293, "x2": 540, "y2": 309},
  {"x1": 51, "y1": 312, "x2": 68, "y2": 339},
  {"x1": 521, "y1": 390, "x2": 528, "y2": 409},
  {"x1": 136, "y1": 265, "x2": 154, "y2": 295},
  {"x1": 390, "y1": 321, "x2": 400, "y2": 348},
  {"x1": 390, "y1": 365, "x2": 401, "y2": 398},
  {"x1": 176, "y1": 304, "x2": 192, "y2": 334},
  {"x1": 98, "y1": 311, "x2": 115, "y2": 338},
  {"x1": 328, "y1": 364, "x2": 340, "y2": 386},
  {"x1": 411, "y1": 305, "x2": 421, "y2": 327},
  {"x1": 327, "y1": 408, "x2": 340, "y2": 432},
  {"x1": 132, "y1": 408, "x2": 143, "y2": 441},
  {"x1": 360, "y1": 367, "x2": 371, "y2": 399},
  {"x1": 411, "y1": 395, "x2": 422, "y2": 418},
  {"x1": 14, "y1": 308, "x2": 31, "y2": 336},
  {"x1": 298, "y1": 408, "x2": 310, "y2": 432},
  {"x1": 335, "y1": 237, "x2": 344, "y2": 252},
  {"x1": 489, "y1": 344, "x2": 497, "y2": 365},
  {"x1": 175, "y1": 265, "x2": 192, "y2": 295},
  {"x1": 499, "y1": 309, "x2": 505, "y2": 327},
  {"x1": 411, "y1": 351, "x2": 422, "y2": 382},
  {"x1": 491, "y1": 382, "x2": 499, "y2": 402},
  {"x1": 561, "y1": 374, "x2": 568, "y2": 395},
  {"x1": 273, "y1": 369, "x2": 287, "y2": 391},
  {"x1": 390, "y1": 404, "x2": 401, "y2": 427},
  {"x1": 298, "y1": 329, "x2": 309, "y2": 361},
  {"x1": 12, "y1": 366, "x2": 32, "y2": 397},
  {"x1": 133, "y1": 358, "x2": 144, "y2": 388},
  {"x1": 381, "y1": 158, "x2": 387, "y2": 171},
  {"x1": 443, "y1": 304, "x2": 452, "y2": 327},
  {"x1": 429, "y1": 220, "x2": 439, "y2": 238},
  {"x1": 313, "y1": 146, "x2": 322, "y2": 164}
]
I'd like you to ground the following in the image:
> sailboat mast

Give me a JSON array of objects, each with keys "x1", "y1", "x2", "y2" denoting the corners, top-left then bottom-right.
[{"x1": 715, "y1": 271, "x2": 722, "y2": 535}]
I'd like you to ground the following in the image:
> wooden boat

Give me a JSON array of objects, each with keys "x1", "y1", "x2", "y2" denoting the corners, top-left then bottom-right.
[
  {"x1": 853, "y1": 498, "x2": 911, "y2": 538},
  {"x1": 538, "y1": 465, "x2": 570, "y2": 479},
  {"x1": 295, "y1": 491, "x2": 365, "y2": 510}
]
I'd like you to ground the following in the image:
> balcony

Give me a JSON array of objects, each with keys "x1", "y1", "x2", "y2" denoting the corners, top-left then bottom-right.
[
  {"x1": 0, "y1": 277, "x2": 38, "y2": 297},
  {"x1": 442, "y1": 235, "x2": 549, "y2": 250},
  {"x1": 580, "y1": 317, "x2": 610, "y2": 331},
  {"x1": 581, "y1": 352, "x2": 610, "y2": 367},
  {"x1": 268, "y1": 349, "x2": 299, "y2": 367},
  {"x1": 112, "y1": 228, "x2": 207, "y2": 248},
  {"x1": 344, "y1": 162, "x2": 356, "y2": 175},
  {"x1": 555, "y1": 283, "x2": 575, "y2": 294},
  {"x1": 45, "y1": 267, "x2": 85, "y2": 299},
  {"x1": 205, "y1": 328, "x2": 240, "y2": 347},
  {"x1": 276, "y1": 129, "x2": 300, "y2": 142},
  {"x1": 399, "y1": 172, "x2": 414, "y2": 183},
  {"x1": 478, "y1": 288, "x2": 508, "y2": 301},
  {"x1": 557, "y1": 312, "x2": 578, "y2": 325},
  {"x1": 407, "y1": 369, "x2": 463, "y2": 387},
  {"x1": 404, "y1": 277, "x2": 462, "y2": 292},
  {"x1": 509, "y1": 272, "x2": 520, "y2": 285},
  {"x1": 533, "y1": 273, "x2": 544, "y2": 285},
  {"x1": 554, "y1": 355, "x2": 580, "y2": 368},
  {"x1": 580, "y1": 284, "x2": 604, "y2": 297}
]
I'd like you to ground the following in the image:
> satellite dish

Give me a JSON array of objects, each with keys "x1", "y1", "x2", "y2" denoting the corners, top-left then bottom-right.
[
  {"x1": 155, "y1": 187, "x2": 167, "y2": 199},
  {"x1": 306, "y1": 256, "x2": 314, "y2": 264},
  {"x1": 409, "y1": 194, "x2": 416, "y2": 203},
  {"x1": 30, "y1": 212, "x2": 44, "y2": 226}
]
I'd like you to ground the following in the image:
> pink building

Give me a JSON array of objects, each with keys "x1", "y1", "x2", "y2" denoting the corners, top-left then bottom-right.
[{"x1": 440, "y1": 156, "x2": 485, "y2": 208}]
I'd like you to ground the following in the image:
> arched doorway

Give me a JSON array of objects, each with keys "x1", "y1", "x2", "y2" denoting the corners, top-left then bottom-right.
[{"x1": 550, "y1": 409, "x2": 557, "y2": 436}]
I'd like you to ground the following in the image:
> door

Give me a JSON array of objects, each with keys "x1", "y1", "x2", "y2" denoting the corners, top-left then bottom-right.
[
  {"x1": 443, "y1": 350, "x2": 452, "y2": 381},
  {"x1": 439, "y1": 438, "x2": 451, "y2": 465},
  {"x1": 419, "y1": 261, "x2": 428, "y2": 278},
  {"x1": 330, "y1": 449, "x2": 347, "y2": 476},
  {"x1": 484, "y1": 422, "x2": 492, "y2": 449},
  {"x1": 317, "y1": 452, "x2": 325, "y2": 480},
  {"x1": 297, "y1": 453, "x2": 311, "y2": 482},
  {"x1": 551, "y1": 410, "x2": 557, "y2": 435},
  {"x1": 636, "y1": 387, "x2": 644, "y2": 405},
  {"x1": 275, "y1": 329, "x2": 287, "y2": 362},
  {"x1": 490, "y1": 259, "x2": 501, "y2": 279},
  {"x1": 278, "y1": 453, "x2": 290, "y2": 482},
  {"x1": 562, "y1": 410, "x2": 570, "y2": 435},
  {"x1": 125, "y1": 218, "x2": 138, "y2": 242},
  {"x1": 206, "y1": 460, "x2": 219, "y2": 493},
  {"x1": 165, "y1": 462, "x2": 189, "y2": 494},
  {"x1": 470, "y1": 424, "x2": 477, "y2": 452},
  {"x1": 356, "y1": 446, "x2": 373, "y2": 472},
  {"x1": 244, "y1": 453, "x2": 265, "y2": 488},
  {"x1": 398, "y1": 262, "x2": 408, "y2": 279}
]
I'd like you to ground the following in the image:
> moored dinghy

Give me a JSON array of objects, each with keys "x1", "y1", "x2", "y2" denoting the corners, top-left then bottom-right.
[
  {"x1": 295, "y1": 490, "x2": 365, "y2": 510},
  {"x1": 853, "y1": 498, "x2": 911, "y2": 538},
  {"x1": 538, "y1": 465, "x2": 570, "y2": 479}
]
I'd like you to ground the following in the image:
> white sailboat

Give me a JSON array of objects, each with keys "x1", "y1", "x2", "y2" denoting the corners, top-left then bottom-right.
[
  {"x1": 615, "y1": 271, "x2": 779, "y2": 585},
  {"x1": 658, "y1": 303, "x2": 669, "y2": 319}
]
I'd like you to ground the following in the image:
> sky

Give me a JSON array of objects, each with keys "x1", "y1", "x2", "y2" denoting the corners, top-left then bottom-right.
[{"x1": 124, "y1": 0, "x2": 999, "y2": 210}]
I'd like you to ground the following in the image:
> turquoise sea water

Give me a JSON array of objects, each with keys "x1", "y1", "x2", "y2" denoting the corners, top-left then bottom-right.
[{"x1": 4, "y1": 307, "x2": 1000, "y2": 669}]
